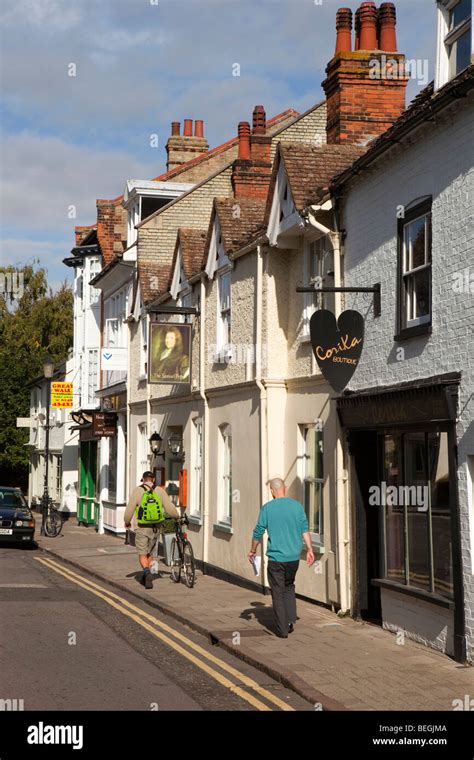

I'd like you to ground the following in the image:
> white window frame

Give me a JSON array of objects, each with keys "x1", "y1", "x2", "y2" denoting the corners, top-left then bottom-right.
[
  {"x1": 190, "y1": 418, "x2": 203, "y2": 518},
  {"x1": 301, "y1": 237, "x2": 334, "y2": 339},
  {"x1": 435, "y1": 0, "x2": 472, "y2": 89},
  {"x1": 217, "y1": 269, "x2": 231, "y2": 354},
  {"x1": 88, "y1": 257, "x2": 101, "y2": 306},
  {"x1": 137, "y1": 422, "x2": 149, "y2": 483},
  {"x1": 299, "y1": 423, "x2": 324, "y2": 544},
  {"x1": 139, "y1": 310, "x2": 148, "y2": 379},
  {"x1": 218, "y1": 424, "x2": 232, "y2": 526},
  {"x1": 401, "y1": 211, "x2": 432, "y2": 328},
  {"x1": 127, "y1": 200, "x2": 141, "y2": 248},
  {"x1": 87, "y1": 349, "x2": 99, "y2": 405}
]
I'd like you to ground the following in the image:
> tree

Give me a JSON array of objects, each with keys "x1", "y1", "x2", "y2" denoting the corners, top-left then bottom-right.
[{"x1": 0, "y1": 263, "x2": 73, "y2": 490}]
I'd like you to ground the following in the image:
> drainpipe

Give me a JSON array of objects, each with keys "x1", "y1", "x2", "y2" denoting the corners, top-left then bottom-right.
[
  {"x1": 307, "y1": 205, "x2": 350, "y2": 615},
  {"x1": 199, "y1": 275, "x2": 210, "y2": 566},
  {"x1": 255, "y1": 244, "x2": 269, "y2": 590}
]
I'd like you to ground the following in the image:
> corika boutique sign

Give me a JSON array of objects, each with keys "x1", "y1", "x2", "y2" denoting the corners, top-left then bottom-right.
[{"x1": 310, "y1": 309, "x2": 364, "y2": 392}]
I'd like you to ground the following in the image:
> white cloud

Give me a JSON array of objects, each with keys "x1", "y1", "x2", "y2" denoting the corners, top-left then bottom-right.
[{"x1": 0, "y1": 131, "x2": 151, "y2": 235}]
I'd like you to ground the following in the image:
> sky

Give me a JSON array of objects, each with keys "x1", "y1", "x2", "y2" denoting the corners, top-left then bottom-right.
[{"x1": 0, "y1": 0, "x2": 437, "y2": 290}]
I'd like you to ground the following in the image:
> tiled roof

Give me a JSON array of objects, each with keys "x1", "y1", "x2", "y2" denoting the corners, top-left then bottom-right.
[
  {"x1": 267, "y1": 142, "x2": 366, "y2": 219},
  {"x1": 210, "y1": 197, "x2": 267, "y2": 259},
  {"x1": 165, "y1": 228, "x2": 207, "y2": 293}
]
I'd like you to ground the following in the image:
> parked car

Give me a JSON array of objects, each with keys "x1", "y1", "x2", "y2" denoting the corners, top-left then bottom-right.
[{"x1": 0, "y1": 487, "x2": 36, "y2": 545}]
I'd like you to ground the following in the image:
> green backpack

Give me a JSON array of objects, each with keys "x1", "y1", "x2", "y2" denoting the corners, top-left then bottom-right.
[{"x1": 136, "y1": 486, "x2": 166, "y2": 526}]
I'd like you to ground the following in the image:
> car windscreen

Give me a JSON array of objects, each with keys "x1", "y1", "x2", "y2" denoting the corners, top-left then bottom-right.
[{"x1": 0, "y1": 490, "x2": 26, "y2": 508}]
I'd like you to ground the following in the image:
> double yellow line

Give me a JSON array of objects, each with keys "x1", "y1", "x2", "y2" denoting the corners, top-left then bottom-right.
[{"x1": 35, "y1": 556, "x2": 294, "y2": 712}]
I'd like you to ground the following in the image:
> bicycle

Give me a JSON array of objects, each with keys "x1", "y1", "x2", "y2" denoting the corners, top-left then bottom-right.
[
  {"x1": 41, "y1": 495, "x2": 63, "y2": 538},
  {"x1": 168, "y1": 514, "x2": 196, "y2": 588}
]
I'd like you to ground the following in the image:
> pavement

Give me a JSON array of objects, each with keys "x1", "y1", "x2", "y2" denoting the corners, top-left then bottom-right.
[{"x1": 35, "y1": 515, "x2": 473, "y2": 711}]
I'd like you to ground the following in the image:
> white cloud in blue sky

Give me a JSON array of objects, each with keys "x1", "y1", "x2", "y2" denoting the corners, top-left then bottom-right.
[{"x1": 0, "y1": 0, "x2": 437, "y2": 288}]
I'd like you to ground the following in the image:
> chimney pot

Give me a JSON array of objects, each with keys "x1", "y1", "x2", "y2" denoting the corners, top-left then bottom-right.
[
  {"x1": 378, "y1": 2, "x2": 397, "y2": 51},
  {"x1": 194, "y1": 119, "x2": 204, "y2": 138},
  {"x1": 358, "y1": 1, "x2": 378, "y2": 50},
  {"x1": 171, "y1": 121, "x2": 180, "y2": 136},
  {"x1": 354, "y1": 8, "x2": 361, "y2": 50},
  {"x1": 237, "y1": 121, "x2": 251, "y2": 160},
  {"x1": 183, "y1": 119, "x2": 193, "y2": 137},
  {"x1": 335, "y1": 8, "x2": 353, "y2": 54},
  {"x1": 252, "y1": 105, "x2": 266, "y2": 135}
]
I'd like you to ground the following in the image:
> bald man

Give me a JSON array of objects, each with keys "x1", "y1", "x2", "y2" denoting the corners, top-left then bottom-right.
[{"x1": 249, "y1": 478, "x2": 314, "y2": 638}]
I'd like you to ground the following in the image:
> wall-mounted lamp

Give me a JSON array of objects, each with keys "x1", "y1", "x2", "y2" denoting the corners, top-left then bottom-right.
[
  {"x1": 149, "y1": 431, "x2": 163, "y2": 455},
  {"x1": 167, "y1": 432, "x2": 183, "y2": 456}
]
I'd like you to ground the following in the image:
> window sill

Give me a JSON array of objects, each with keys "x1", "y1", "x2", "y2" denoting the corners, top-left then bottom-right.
[
  {"x1": 187, "y1": 514, "x2": 202, "y2": 526},
  {"x1": 299, "y1": 333, "x2": 311, "y2": 344},
  {"x1": 394, "y1": 323, "x2": 432, "y2": 341},
  {"x1": 311, "y1": 540, "x2": 325, "y2": 554},
  {"x1": 138, "y1": 374, "x2": 147, "y2": 382},
  {"x1": 371, "y1": 578, "x2": 454, "y2": 609},
  {"x1": 213, "y1": 522, "x2": 233, "y2": 535}
]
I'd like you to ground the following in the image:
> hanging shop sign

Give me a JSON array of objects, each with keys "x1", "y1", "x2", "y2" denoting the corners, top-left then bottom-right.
[
  {"x1": 148, "y1": 323, "x2": 191, "y2": 384},
  {"x1": 310, "y1": 309, "x2": 364, "y2": 392},
  {"x1": 92, "y1": 412, "x2": 117, "y2": 437},
  {"x1": 51, "y1": 382, "x2": 73, "y2": 408}
]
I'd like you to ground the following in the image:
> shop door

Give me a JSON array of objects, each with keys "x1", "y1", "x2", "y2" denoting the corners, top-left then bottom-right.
[
  {"x1": 351, "y1": 431, "x2": 382, "y2": 623},
  {"x1": 78, "y1": 441, "x2": 98, "y2": 526}
]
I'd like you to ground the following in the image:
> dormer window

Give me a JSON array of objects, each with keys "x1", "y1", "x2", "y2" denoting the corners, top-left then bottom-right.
[
  {"x1": 446, "y1": 0, "x2": 471, "y2": 77},
  {"x1": 436, "y1": 0, "x2": 472, "y2": 89}
]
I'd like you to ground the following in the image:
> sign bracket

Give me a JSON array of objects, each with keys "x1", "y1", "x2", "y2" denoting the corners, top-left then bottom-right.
[{"x1": 296, "y1": 283, "x2": 381, "y2": 318}]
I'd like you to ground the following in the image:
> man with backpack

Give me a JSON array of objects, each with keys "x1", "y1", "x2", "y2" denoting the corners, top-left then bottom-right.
[{"x1": 124, "y1": 471, "x2": 180, "y2": 589}]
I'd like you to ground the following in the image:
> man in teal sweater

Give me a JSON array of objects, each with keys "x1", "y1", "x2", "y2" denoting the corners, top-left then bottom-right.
[{"x1": 249, "y1": 478, "x2": 314, "y2": 638}]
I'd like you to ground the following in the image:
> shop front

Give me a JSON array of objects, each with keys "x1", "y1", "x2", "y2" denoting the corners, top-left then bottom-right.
[{"x1": 338, "y1": 372, "x2": 465, "y2": 662}]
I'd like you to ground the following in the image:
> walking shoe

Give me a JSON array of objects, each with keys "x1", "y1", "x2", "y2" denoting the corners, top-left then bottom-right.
[
  {"x1": 288, "y1": 623, "x2": 295, "y2": 634},
  {"x1": 144, "y1": 572, "x2": 153, "y2": 589}
]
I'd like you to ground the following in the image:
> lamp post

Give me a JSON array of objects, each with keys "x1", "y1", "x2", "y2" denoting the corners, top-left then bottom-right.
[{"x1": 40, "y1": 354, "x2": 54, "y2": 536}]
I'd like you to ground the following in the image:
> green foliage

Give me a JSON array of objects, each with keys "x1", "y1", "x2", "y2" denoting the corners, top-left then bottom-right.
[{"x1": 0, "y1": 263, "x2": 73, "y2": 488}]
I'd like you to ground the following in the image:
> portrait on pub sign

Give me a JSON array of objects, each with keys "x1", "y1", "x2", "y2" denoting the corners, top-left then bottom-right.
[{"x1": 149, "y1": 323, "x2": 191, "y2": 384}]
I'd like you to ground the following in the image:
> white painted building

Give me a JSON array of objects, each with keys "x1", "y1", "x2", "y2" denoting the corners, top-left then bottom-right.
[{"x1": 25, "y1": 357, "x2": 78, "y2": 515}]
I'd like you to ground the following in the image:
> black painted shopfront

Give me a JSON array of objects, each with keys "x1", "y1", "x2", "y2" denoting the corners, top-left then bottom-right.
[{"x1": 337, "y1": 372, "x2": 466, "y2": 662}]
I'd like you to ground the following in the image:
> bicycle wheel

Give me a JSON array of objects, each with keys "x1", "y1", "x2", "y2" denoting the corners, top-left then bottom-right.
[
  {"x1": 44, "y1": 510, "x2": 62, "y2": 538},
  {"x1": 182, "y1": 541, "x2": 196, "y2": 588},
  {"x1": 170, "y1": 537, "x2": 182, "y2": 583}
]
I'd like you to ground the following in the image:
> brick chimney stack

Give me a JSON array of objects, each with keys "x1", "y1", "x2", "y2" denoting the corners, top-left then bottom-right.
[
  {"x1": 322, "y1": 2, "x2": 408, "y2": 146},
  {"x1": 232, "y1": 105, "x2": 272, "y2": 200},
  {"x1": 166, "y1": 119, "x2": 209, "y2": 172}
]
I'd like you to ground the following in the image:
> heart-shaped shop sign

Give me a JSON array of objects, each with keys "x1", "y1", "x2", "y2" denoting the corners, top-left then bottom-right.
[{"x1": 309, "y1": 309, "x2": 364, "y2": 392}]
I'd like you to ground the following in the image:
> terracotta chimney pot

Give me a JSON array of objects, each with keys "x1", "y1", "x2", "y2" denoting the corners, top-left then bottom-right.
[
  {"x1": 237, "y1": 122, "x2": 251, "y2": 160},
  {"x1": 183, "y1": 119, "x2": 193, "y2": 136},
  {"x1": 359, "y1": 1, "x2": 378, "y2": 50},
  {"x1": 335, "y1": 8, "x2": 353, "y2": 54},
  {"x1": 378, "y1": 2, "x2": 397, "y2": 51}
]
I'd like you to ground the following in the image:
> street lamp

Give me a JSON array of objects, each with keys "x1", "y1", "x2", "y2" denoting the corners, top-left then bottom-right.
[
  {"x1": 40, "y1": 354, "x2": 54, "y2": 535},
  {"x1": 149, "y1": 432, "x2": 163, "y2": 456},
  {"x1": 167, "y1": 432, "x2": 183, "y2": 456}
]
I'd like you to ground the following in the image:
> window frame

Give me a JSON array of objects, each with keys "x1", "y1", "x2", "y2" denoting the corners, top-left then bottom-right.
[
  {"x1": 216, "y1": 268, "x2": 232, "y2": 355},
  {"x1": 396, "y1": 199, "x2": 433, "y2": 341},
  {"x1": 190, "y1": 417, "x2": 203, "y2": 519},
  {"x1": 218, "y1": 424, "x2": 232, "y2": 526},
  {"x1": 301, "y1": 237, "x2": 335, "y2": 340},
  {"x1": 300, "y1": 423, "x2": 324, "y2": 545}
]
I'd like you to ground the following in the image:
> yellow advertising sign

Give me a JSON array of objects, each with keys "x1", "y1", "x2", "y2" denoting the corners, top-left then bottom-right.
[{"x1": 51, "y1": 382, "x2": 73, "y2": 408}]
